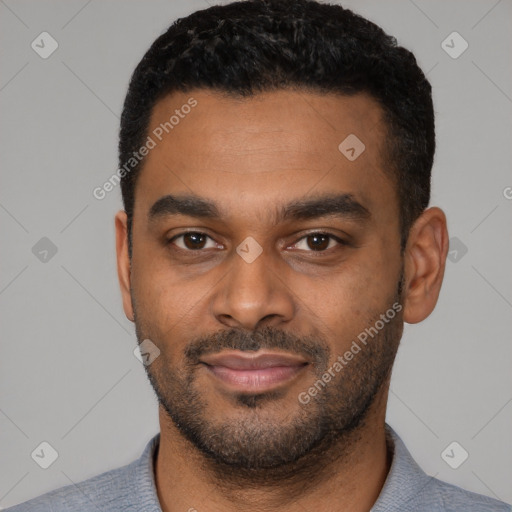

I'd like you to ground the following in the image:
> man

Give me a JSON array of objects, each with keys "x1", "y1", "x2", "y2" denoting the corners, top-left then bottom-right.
[{"x1": 7, "y1": 0, "x2": 510, "y2": 510}]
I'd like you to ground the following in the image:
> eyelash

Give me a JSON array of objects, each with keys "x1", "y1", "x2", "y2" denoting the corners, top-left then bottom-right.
[{"x1": 167, "y1": 231, "x2": 348, "y2": 253}]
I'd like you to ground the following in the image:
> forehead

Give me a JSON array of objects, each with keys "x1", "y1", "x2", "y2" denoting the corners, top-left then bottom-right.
[{"x1": 134, "y1": 88, "x2": 396, "y2": 224}]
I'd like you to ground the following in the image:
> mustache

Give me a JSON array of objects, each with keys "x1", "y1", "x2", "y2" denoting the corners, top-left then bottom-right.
[{"x1": 184, "y1": 325, "x2": 330, "y2": 367}]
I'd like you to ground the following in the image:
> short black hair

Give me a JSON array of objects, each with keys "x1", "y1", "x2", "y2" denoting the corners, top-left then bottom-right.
[{"x1": 119, "y1": 0, "x2": 435, "y2": 255}]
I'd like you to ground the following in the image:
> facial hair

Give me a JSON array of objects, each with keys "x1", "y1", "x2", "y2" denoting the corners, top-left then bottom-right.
[{"x1": 133, "y1": 271, "x2": 404, "y2": 485}]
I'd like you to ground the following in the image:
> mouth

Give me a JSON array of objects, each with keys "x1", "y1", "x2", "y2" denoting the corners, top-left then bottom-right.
[{"x1": 200, "y1": 350, "x2": 310, "y2": 393}]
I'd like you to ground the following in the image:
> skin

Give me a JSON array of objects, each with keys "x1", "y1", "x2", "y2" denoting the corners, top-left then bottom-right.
[{"x1": 115, "y1": 89, "x2": 449, "y2": 512}]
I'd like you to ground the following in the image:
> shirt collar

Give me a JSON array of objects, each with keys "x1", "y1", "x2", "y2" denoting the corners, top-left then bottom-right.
[
  {"x1": 132, "y1": 432, "x2": 162, "y2": 510},
  {"x1": 371, "y1": 424, "x2": 433, "y2": 511},
  {"x1": 138, "y1": 424, "x2": 431, "y2": 511}
]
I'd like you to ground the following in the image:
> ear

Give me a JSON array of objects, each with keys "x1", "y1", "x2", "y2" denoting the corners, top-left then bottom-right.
[
  {"x1": 115, "y1": 210, "x2": 134, "y2": 322},
  {"x1": 402, "y1": 207, "x2": 449, "y2": 324}
]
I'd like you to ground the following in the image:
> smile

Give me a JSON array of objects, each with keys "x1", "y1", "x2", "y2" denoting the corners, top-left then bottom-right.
[{"x1": 200, "y1": 350, "x2": 309, "y2": 393}]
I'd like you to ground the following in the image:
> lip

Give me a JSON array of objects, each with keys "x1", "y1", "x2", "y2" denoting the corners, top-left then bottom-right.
[{"x1": 200, "y1": 351, "x2": 309, "y2": 392}]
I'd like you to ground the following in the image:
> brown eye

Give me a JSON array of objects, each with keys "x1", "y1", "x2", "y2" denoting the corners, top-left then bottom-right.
[
  {"x1": 291, "y1": 233, "x2": 345, "y2": 252},
  {"x1": 306, "y1": 234, "x2": 330, "y2": 251},
  {"x1": 183, "y1": 233, "x2": 207, "y2": 249},
  {"x1": 170, "y1": 232, "x2": 217, "y2": 251}
]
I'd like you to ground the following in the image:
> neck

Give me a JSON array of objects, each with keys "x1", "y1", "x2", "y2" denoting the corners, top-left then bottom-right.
[{"x1": 154, "y1": 387, "x2": 392, "y2": 512}]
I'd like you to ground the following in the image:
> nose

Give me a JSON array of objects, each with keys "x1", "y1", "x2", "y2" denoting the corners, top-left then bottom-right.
[{"x1": 210, "y1": 245, "x2": 295, "y2": 331}]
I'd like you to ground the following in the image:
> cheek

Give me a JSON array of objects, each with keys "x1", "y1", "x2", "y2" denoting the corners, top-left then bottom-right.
[
  {"x1": 131, "y1": 262, "x2": 213, "y2": 353},
  {"x1": 130, "y1": 259, "x2": 178, "y2": 333},
  {"x1": 294, "y1": 255, "x2": 398, "y2": 345}
]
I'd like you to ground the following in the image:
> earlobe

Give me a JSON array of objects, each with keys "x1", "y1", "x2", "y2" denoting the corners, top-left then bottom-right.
[
  {"x1": 115, "y1": 210, "x2": 134, "y2": 322},
  {"x1": 402, "y1": 207, "x2": 449, "y2": 324}
]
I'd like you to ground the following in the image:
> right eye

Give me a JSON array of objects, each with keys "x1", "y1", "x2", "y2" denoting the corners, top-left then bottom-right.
[{"x1": 168, "y1": 232, "x2": 222, "y2": 251}]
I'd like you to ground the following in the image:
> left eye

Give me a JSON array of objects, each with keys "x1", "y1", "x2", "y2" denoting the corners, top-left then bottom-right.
[
  {"x1": 291, "y1": 233, "x2": 343, "y2": 252},
  {"x1": 170, "y1": 232, "x2": 219, "y2": 250}
]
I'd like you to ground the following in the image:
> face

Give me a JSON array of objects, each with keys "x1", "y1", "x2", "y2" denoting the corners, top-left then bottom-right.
[{"x1": 120, "y1": 89, "x2": 406, "y2": 474}]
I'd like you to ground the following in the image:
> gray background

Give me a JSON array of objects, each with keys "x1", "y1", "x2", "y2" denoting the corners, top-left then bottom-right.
[{"x1": 1, "y1": 0, "x2": 511, "y2": 508}]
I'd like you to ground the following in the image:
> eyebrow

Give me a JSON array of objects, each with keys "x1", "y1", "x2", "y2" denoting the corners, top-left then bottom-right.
[
  {"x1": 279, "y1": 194, "x2": 371, "y2": 222},
  {"x1": 149, "y1": 194, "x2": 220, "y2": 220},
  {"x1": 148, "y1": 193, "x2": 371, "y2": 224}
]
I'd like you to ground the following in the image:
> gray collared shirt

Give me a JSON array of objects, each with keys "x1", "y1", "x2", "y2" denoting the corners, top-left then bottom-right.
[{"x1": 5, "y1": 424, "x2": 511, "y2": 511}]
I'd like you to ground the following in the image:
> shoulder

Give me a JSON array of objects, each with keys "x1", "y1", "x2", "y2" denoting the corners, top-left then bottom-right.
[
  {"x1": 4, "y1": 434, "x2": 161, "y2": 512},
  {"x1": 5, "y1": 464, "x2": 133, "y2": 512},
  {"x1": 415, "y1": 476, "x2": 512, "y2": 512},
  {"x1": 374, "y1": 425, "x2": 511, "y2": 512}
]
